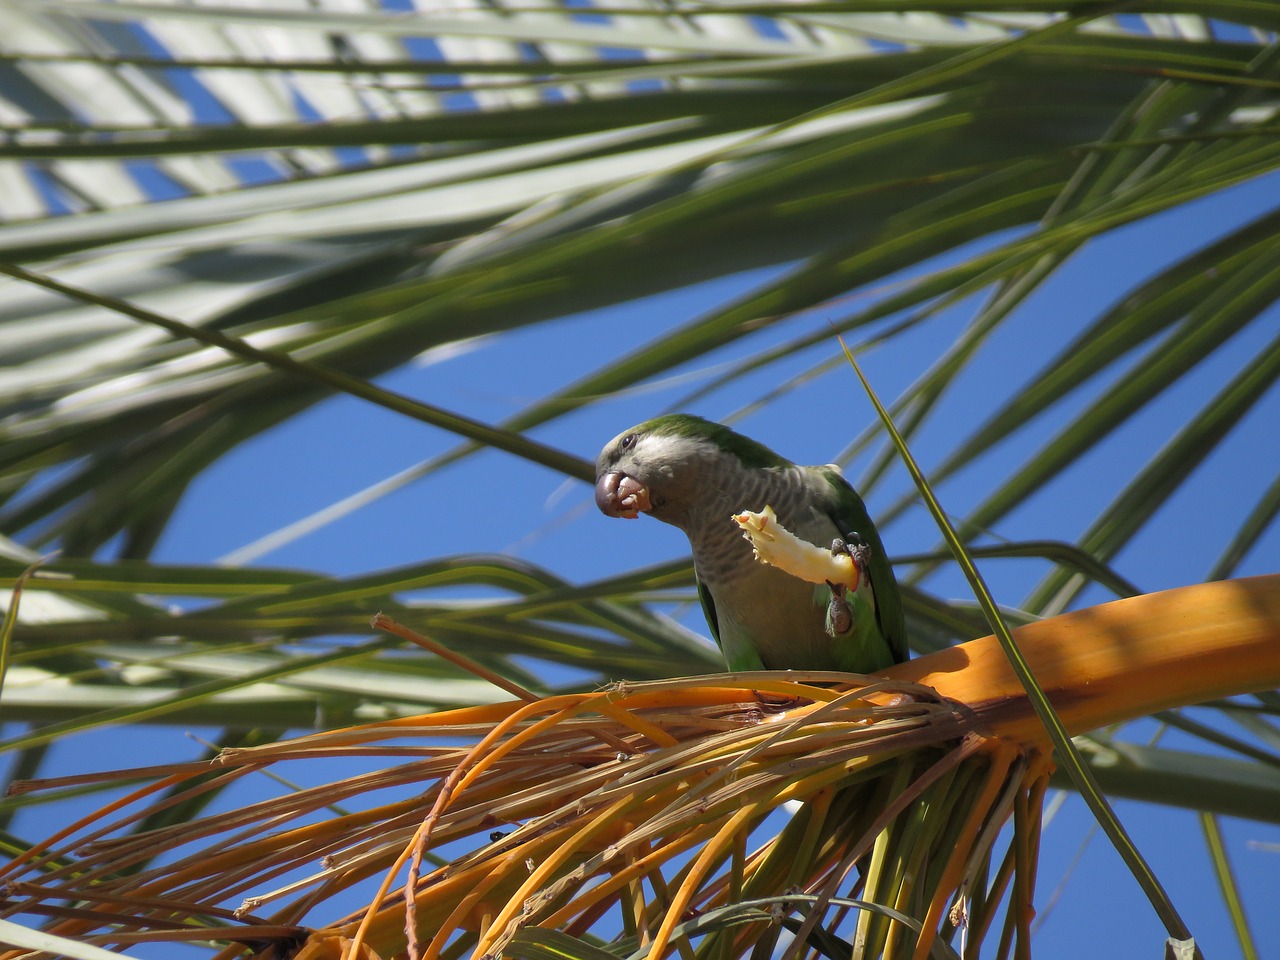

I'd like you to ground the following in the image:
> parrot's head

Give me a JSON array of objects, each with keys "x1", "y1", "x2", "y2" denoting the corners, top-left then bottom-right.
[{"x1": 595, "y1": 414, "x2": 789, "y2": 526}]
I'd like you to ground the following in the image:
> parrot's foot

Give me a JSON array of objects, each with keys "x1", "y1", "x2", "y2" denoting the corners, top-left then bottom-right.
[
  {"x1": 830, "y1": 533, "x2": 871, "y2": 580},
  {"x1": 824, "y1": 535, "x2": 871, "y2": 638},
  {"x1": 824, "y1": 580, "x2": 853, "y2": 637}
]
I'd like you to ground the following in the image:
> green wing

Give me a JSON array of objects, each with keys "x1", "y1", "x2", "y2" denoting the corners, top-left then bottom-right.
[
  {"x1": 696, "y1": 575, "x2": 720, "y2": 648},
  {"x1": 818, "y1": 468, "x2": 908, "y2": 665},
  {"x1": 696, "y1": 573, "x2": 768, "y2": 672}
]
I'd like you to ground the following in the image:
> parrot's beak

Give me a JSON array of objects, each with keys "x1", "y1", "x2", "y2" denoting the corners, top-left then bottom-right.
[{"x1": 595, "y1": 472, "x2": 652, "y2": 519}]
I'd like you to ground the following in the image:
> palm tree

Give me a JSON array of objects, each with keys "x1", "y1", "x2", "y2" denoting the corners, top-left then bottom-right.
[{"x1": 0, "y1": 3, "x2": 1277, "y2": 958}]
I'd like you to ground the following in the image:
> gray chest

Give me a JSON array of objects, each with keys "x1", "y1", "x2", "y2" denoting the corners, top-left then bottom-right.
[
  {"x1": 687, "y1": 482, "x2": 844, "y2": 669},
  {"x1": 690, "y1": 481, "x2": 840, "y2": 588}
]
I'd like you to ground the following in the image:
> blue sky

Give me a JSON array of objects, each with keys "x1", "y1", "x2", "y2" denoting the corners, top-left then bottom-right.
[{"x1": 157, "y1": 172, "x2": 1280, "y2": 597}]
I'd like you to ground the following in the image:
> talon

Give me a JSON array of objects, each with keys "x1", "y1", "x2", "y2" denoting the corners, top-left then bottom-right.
[
  {"x1": 847, "y1": 533, "x2": 872, "y2": 570},
  {"x1": 832, "y1": 534, "x2": 871, "y2": 590}
]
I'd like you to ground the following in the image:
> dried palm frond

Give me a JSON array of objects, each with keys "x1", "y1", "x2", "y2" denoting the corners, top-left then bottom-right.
[{"x1": 3, "y1": 575, "x2": 1278, "y2": 960}]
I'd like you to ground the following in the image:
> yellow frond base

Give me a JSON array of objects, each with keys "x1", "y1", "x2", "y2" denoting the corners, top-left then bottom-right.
[{"x1": 892, "y1": 574, "x2": 1280, "y2": 747}]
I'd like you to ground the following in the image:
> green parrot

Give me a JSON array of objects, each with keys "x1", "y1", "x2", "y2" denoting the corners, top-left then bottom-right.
[{"x1": 595, "y1": 414, "x2": 906, "y2": 674}]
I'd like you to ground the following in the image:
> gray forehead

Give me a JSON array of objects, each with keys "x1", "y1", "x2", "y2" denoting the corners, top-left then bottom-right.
[{"x1": 635, "y1": 431, "x2": 698, "y2": 457}]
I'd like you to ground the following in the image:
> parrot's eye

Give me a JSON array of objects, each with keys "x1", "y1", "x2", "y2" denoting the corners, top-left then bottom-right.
[{"x1": 621, "y1": 434, "x2": 637, "y2": 450}]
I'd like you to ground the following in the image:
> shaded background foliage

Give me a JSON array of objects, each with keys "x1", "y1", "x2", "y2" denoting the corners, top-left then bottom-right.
[{"x1": 0, "y1": 2, "x2": 1278, "y2": 957}]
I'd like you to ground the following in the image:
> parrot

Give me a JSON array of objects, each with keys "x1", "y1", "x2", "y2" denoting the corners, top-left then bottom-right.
[{"x1": 595, "y1": 413, "x2": 906, "y2": 674}]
